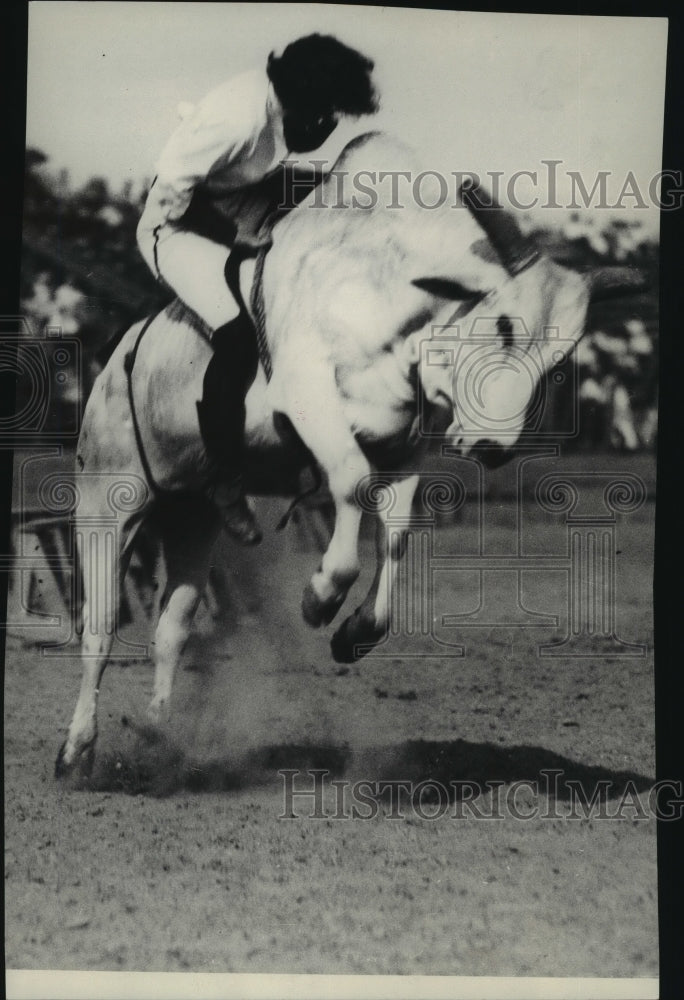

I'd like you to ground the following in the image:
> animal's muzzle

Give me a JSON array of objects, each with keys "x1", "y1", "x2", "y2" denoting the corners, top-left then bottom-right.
[{"x1": 469, "y1": 440, "x2": 510, "y2": 469}]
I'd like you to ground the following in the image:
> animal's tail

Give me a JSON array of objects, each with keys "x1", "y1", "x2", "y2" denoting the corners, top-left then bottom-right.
[{"x1": 71, "y1": 543, "x2": 85, "y2": 636}]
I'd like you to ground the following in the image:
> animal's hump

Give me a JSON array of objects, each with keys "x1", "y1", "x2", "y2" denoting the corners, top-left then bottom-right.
[{"x1": 332, "y1": 130, "x2": 423, "y2": 174}]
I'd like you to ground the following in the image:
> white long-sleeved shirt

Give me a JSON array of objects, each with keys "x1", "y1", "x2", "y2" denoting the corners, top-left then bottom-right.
[{"x1": 144, "y1": 69, "x2": 289, "y2": 228}]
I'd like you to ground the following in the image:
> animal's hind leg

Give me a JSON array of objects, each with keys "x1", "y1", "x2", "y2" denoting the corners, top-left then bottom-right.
[
  {"x1": 56, "y1": 508, "x2": 143, "y2": 777},
  {"x1": 147, "y1": 499, "x2": 221, "y2": 725}
]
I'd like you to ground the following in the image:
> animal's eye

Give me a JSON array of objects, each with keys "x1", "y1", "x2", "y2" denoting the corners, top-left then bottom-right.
[{"x1": 497, "y1": 314, "x2": 514, "y2": 350}]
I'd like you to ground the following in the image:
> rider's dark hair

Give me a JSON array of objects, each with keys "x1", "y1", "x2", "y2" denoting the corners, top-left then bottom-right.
[{"x1": 267, "y1": 34, "x2": 379, "y2": 118}]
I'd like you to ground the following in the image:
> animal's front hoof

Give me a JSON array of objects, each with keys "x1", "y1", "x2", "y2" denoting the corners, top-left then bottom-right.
[
  {"x1": 301, "y1": 582, "x2": 345, "y2": 628},
  {"x1": 55, "y1": 740, "x2": 95, "y2": 780},
  {"x1": 331, "y1": 610, "x2": 387, "y2": 663}
]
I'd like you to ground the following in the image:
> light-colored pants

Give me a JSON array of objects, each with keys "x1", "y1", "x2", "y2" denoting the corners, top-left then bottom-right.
[{"x1": 137, "y1": 209, "x2": 240, "y2": 331}]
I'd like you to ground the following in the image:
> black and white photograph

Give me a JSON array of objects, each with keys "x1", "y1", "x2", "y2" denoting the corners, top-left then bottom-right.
[{"x1": 2, "y1": 2, "x2": 674, "y2": 997}]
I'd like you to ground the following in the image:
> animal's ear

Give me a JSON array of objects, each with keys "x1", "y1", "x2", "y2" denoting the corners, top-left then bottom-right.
[{"x1": 589, "y1": 266, "x2": 649, "y2": 302}]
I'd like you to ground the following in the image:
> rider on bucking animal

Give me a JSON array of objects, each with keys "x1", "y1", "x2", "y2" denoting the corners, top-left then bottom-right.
[{"x1": 137, "y1": 34, "x2": 379, "y2": 543}]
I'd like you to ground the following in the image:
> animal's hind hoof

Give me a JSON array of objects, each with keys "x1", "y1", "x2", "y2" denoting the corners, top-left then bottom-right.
[
  {"x1": 145, "y1": 700, "x2": 169, "y2": 728},
  {"x1": 55, "y1": 742, "x2": 68, "y2": 778},
  {"x1": 55, "y1": 741, "x2": 95, "y2": 780}
]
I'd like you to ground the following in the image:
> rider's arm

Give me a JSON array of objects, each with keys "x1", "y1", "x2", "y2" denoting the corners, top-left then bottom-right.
[{"x1": 151, "y1": 73, "x2": 263, "y2": 223}]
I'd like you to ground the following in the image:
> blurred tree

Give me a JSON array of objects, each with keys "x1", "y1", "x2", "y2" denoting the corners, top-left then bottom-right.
[
  {"x1": 23, "y1": 147, "x2": 56, "y2": 218},
  {"x1": 54, "y1": 168, "x2": 71, "y2": 199},
  {"x1": 19, "y1": 153, "x2": 658, "y2": 450},
  {"x1": 25, "y1": 147, "x2": 47, "y2": 170},
  {"x1": 77, "y1": 176, "x2": 111, "y2": 212}
]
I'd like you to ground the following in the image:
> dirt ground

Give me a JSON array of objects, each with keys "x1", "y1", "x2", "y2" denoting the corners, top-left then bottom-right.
[{"x1": 4, "y1": 458, "x2": 657, "y2": 977}]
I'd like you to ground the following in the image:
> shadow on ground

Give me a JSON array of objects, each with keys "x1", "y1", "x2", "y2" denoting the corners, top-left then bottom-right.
[{"x1": 73, "y1": 719, "x2": 654, "y2": 802}]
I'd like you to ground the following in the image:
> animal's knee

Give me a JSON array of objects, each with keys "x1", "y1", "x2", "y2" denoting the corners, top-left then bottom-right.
[
  {"x1": 328, "y1": 449, "x2": 370, "y2": 502},
  {"x1": 155, "y1": 606, "x2": 195, "y2": 654},
  {"x1": 161, "y1": 581, "x2": 203, "y2": 622}
]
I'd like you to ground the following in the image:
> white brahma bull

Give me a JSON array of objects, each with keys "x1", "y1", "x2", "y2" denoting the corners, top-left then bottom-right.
[{"x1": 56, "y1": 132, "x2": 642, "y2": 776}]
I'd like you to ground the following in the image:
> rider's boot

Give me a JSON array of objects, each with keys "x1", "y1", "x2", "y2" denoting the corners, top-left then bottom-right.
[{"x1": 197, "y1": 312, "x2": 262, "y2": 546}]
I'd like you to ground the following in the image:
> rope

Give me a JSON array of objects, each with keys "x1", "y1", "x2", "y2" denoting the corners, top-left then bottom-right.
[
  {"x1": 275, "y1": 464, "x2": 324, "y2": 532},
  {"x1": 124, "y1": 316, "x2": 193, "y2": 502},
  {"x1": 124, "y1": 316, "x2": 162, "y2": 496},
  {"x1": 250, "y1": 233, "x2": 274, "y2": 383}
]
